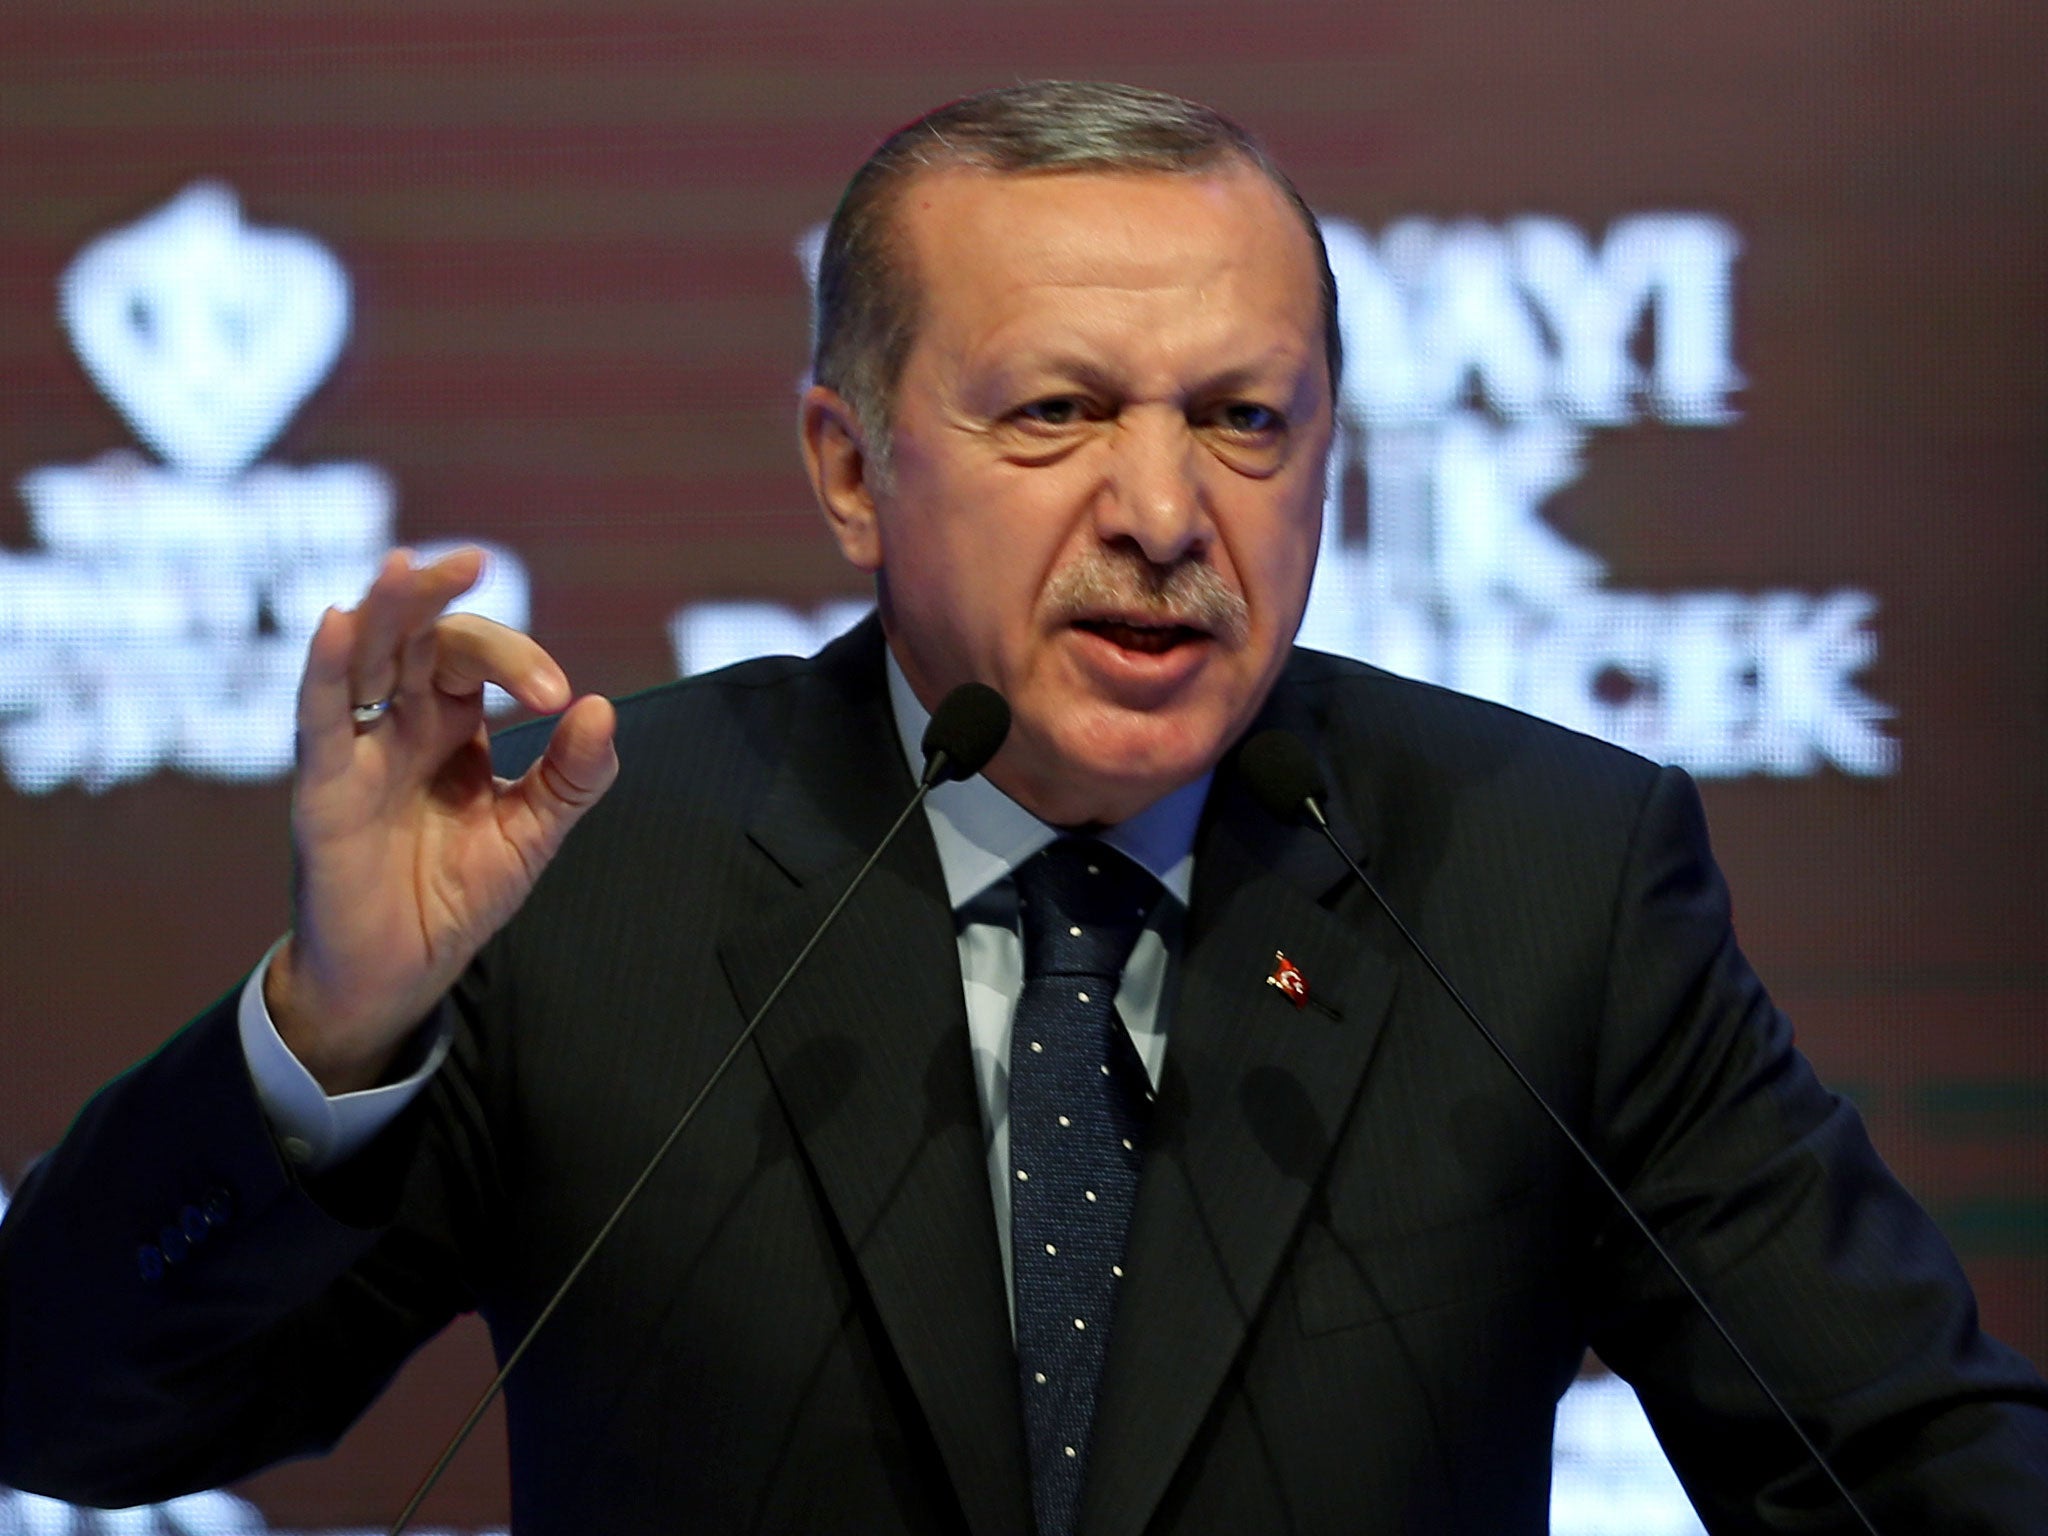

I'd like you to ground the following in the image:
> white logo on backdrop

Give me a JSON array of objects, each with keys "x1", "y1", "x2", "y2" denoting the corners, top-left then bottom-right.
[
  {"x1": 672, "y1": 214, "x2": 1893, "y2": 779},
  {"x1": 1, "y1": 183, "x2": 527, "y2": 795}
]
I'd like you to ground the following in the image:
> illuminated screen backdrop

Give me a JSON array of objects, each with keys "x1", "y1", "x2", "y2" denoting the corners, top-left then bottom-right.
[{"x1": 2, "y1": 5, "x2": 2044, "y2": 1532}]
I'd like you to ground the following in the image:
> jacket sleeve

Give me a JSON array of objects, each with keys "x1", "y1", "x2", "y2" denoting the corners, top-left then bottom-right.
[
  {"x1": 0, "y1": 979, "x2": 490, "y2": 1507},
  {"x1": 1581, "y1": 765, "x2": 2048, "y2": 1532}
]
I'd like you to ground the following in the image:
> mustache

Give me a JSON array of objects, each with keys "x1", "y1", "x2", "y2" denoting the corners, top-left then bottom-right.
[{"x1": 1043, "y1": 548, "x2": 1250, "y2": 644}]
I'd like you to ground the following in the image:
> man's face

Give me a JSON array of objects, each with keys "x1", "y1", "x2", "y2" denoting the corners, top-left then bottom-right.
[{"x1": 804, "y1": 162, "x2": 1332, "y2": 825}]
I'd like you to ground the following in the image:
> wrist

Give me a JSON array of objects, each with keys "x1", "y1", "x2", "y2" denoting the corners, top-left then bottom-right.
[{"x1": 265, "y1": 936, "x2": 404, "y2": 1095}]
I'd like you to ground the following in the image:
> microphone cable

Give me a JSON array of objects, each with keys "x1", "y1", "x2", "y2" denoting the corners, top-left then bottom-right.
[{"x1": 1234, "y1": 728, "x2": 1882, "y2": 1536}]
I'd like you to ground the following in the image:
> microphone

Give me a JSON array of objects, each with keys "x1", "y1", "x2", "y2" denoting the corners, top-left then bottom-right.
[
  {"x1": 1236, "y1": 728, "x2": 1329, "y2": 828},
  {"x1": 1233, "y1": 728, "x2": 1883, "y2": 1536},
  {"x1": 920, "y1": 680, "x2": 1011, "y2": 786},
  {"x1": 387, "y1": 682, "x2": 1011, "y2": 1536}
]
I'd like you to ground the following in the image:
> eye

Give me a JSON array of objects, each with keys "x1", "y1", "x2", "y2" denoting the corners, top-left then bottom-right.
[
  {"x1": 1015, "y1": 396, "x2": 1087, "y2": 427},
  {"x1": 1213, "y1": 400, "x2": 1283, "y2": 436}
]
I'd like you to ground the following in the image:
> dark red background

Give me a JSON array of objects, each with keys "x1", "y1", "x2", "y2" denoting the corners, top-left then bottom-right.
[{"x1": 3, "y1": 3, "x2": 2043, "y2": 1526}]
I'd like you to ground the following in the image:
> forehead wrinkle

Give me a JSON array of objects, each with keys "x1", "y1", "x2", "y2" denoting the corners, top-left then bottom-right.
[
  {"x1": 999, "y1": 231, "x2": 1241, "y2": 301},
  {"x1": 976, "y1": 300, "x2": 1315, "y2": 399},
  {"x1": 983, "y1": 268, "x2": 1315, "y2": 379},
  {"x1": 912, "y1": 167, "x2": 1262, "y2": 286},
  {"x1": 901, "y1": 165, "x2": 1323, "y2": 402}
]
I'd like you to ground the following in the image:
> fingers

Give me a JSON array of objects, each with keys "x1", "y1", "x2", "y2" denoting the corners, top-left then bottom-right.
[
  {"x1": 350, "y1": 546, "x2": 484, "y2": 709},
  {"x1": 297, "y1": 546, "x2": 570, "y2": 784},
  {"x1": 296, "y1": 603, "x2": 361, "y2": 784},
  {"x1": 299, "y1": 548, "x2": 507, "y2": 774},
  {"x1": 503, "y1": 694, "x2": 620, "y2": 862},
  {"x1": 429, "y1": 615, "x2": 571, "y2": 715}
]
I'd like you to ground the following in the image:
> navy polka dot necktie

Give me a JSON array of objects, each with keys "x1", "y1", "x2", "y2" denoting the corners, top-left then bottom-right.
[{"x1": 1008, "y1": 836, "x2": 1162, "y2": 1536}]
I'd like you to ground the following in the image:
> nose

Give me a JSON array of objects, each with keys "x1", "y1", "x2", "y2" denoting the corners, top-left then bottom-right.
[{"x1": 1095, "y1": 405, "x2": 1211, "y2": 566}]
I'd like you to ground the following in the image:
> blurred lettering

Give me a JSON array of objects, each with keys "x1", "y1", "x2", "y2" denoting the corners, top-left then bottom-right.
[
  {"x1": 3, "y1": 185, "x2": 528, "y2": 795},
  {"x1": 674, "y1": 214, "x2": 1894, "y2": 780}
]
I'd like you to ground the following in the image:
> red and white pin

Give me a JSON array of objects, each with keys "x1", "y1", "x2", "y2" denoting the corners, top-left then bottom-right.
[{"x1": 1266, "y1": 951, "x2": 1309, "y2": 1009}]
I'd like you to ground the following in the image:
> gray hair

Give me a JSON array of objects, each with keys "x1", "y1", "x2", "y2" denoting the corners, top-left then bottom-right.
[{"x1": 810, "y1": 81, "x2": 1343, "y2": 480}]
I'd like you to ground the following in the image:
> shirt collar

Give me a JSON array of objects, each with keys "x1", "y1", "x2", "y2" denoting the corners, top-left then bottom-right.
[{"x1": 885, "y1": 648, "x2": 1206, "y2": 910}]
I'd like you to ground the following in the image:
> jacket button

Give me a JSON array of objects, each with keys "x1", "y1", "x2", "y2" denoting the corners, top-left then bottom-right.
[
  {"x1": 137, "y1": 1243, "x2": 166, "y2": 1283},
  {"x1": 179, "y1": 1204, "x2": 209, "y2": 1244},
  {"x1": 202, "y1": 1186, "x2": 235, "y2": 1228},
  {"x1": 159, "y1": 1223, "x2": 192, "y2": 1265}
]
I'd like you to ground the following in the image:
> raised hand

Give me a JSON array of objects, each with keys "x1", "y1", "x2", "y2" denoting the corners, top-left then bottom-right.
[{"x1": 265, "y1": 546, "x2": 619, "y2": 1093}]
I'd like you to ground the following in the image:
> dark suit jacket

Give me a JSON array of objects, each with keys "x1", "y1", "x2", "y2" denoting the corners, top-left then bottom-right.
[{"x1": 4, "y1": 620, "x2": 2046, "y2": 1533}]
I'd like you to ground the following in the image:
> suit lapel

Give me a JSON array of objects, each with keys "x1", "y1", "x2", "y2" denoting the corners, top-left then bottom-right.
[
  {"x1": 715, "y1": 623, "x2": 1032, "y2": 1536},
  {"x1": 713, "y1": 632, "x2": 1399, "y2": 1536},
  {"x1": 1082, "y1": 702, "x2": 1401, "y2": 1536}
]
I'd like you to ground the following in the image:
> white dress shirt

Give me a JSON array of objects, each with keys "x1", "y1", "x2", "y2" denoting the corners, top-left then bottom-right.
[
  {"x1": 887, "y1": 658, "x2": 1206, "y2": 1300},
  {"x1": 239, "y1": 651, "x2": 1208, "y2": 1306}
]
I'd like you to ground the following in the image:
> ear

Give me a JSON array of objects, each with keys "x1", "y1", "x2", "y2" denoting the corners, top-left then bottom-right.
[{"x1": 800, "y1": 384, "x2": 883, "y2": 573}]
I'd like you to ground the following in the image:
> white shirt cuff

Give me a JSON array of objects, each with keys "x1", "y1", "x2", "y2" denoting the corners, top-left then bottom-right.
[{"x1": 236, "y1": 937, "x2": 452, "y2": 1174}]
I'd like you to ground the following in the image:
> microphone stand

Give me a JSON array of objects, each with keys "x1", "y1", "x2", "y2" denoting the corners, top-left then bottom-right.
[{"x1": 385, "y1": 684, "x2": 1009, "y2": 1535}]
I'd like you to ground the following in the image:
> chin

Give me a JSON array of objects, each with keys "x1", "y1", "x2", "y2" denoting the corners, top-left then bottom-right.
[{"x1": 1004, "y1": 704, "x2": 1231, "y2": 825}]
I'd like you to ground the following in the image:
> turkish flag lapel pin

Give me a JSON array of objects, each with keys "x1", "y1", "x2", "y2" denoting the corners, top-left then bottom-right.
[{"x1": 1266, "y1": 951, "x2": 1309, "y2": 1009}]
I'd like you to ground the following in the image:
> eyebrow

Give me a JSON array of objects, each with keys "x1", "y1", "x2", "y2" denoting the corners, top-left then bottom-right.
[{"x1": 996, "y1": 351, "x2": 1312, "y2": 403}]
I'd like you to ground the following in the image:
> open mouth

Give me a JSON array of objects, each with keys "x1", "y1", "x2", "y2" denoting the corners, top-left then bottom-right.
[{"x1": 1074, "y1": 618, "x2": 1209, "y2": 655}]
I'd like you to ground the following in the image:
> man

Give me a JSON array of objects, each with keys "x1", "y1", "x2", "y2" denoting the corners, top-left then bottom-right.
[{"x1": 2, "y1": 82, "x2": 2045, "y2": 1535}]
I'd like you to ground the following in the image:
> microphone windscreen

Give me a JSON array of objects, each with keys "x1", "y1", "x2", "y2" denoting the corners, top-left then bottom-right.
[
  {"x1": 921, "y1": 682, "x2": 1012, "y2": 784},
  {"x1": 1236, "y1": 729, "x2": 1327, "y2": 823}
]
